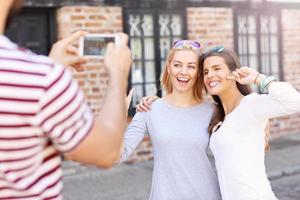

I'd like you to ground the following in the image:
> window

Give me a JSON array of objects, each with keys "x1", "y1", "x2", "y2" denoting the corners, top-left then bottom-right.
[
  {"x1": 234, "y1": 9, "x2": 283, "y2": 80},
  {"x1": 124, "y1": 10, "x2": 186, "y2": 114},
  {"x1": 5, "y1": 8, "x2": 56, "y2": 55}
]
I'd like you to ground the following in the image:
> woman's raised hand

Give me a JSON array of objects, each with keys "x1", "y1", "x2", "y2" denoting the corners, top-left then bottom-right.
[
  {"x1": 227, "y1": 67, "x2": 261, "y2": 85},
  {"x1": 136, "y1": 96, "x2": 160, "y2": 112}
]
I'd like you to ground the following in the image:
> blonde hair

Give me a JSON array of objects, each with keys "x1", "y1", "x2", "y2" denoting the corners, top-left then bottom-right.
[{"x1": 160, "y1": 47, "x2": 203, "y2": 101}]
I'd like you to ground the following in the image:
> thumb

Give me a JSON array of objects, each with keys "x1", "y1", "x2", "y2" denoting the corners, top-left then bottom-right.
[
  {"x1": 115, "y1": 33, "x2": 129, "y2": 47},
  {"x1": 105, "y1": 42, "x2": 114, "y2": 56},
  {"x1": 226, "y1": 75, "x2": 237, "y2": 81},
  {"x1": 65, "y1": 56, "x2": 87, "y2": 69},
  {"x1": 126, "y1": 88, "x2": 135, "y2": 110},
  {"x1": 126, "y1": 88, "x2": 134, "y2": 103},
  {"x1": 104, "y1": 42, "x2": 114, "y2": 66}
]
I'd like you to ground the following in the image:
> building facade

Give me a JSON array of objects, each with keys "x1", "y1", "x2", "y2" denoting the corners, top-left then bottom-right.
[{"x1": 7, "y1": 0, "x2": 300, "y2": 162}]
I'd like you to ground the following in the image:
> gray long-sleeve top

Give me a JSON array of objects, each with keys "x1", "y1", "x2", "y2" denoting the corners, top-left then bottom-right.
[{"x1": 121, "y1": 99, "x2": 221, "y2": 200}]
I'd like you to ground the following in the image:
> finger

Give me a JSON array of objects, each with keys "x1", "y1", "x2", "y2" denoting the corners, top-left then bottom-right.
[
  {"x1": 145, "y1": 97, "x2": 153, "y2": 105},
  {"x1": 126, "y1": 88, "x2": 134, "y2": 104},
  {"x1": 226, "y1": 75, "x2": 236, "y2": 80},
  {"x1": 142, "y1": 97, "x2": 151, "y2": 110},
  {"x1": 136, "y1": 105, "x2": 143, "y2": 112},
  {"x1": 139, "y1": 97, "x2": 150, "y2": 111},
  {"x1": 65, "y1": 56, "x2": 87, "y2": 68},
  {"x1": 237, "y1": 69, "x2": 248, "y2": 77},
  {"x1": 136, "y1": 107, "x2": 141, "y2": 112},
  {"x1": 71, "y1": 63, "x2": 85, "y2": 72},
  {"x1": 105, "y1": 42, "x2": 114, "y2": 56},
  {"x1": 67, "y1": 46, "x2": 79, "y2": 55},
  {"x1": 145, "y1": 96, "x2": 156, "y2": 106},
  {"x1": 115, "y1": 33, "x2": 129, "y2": 47},
  {"x1": 136, "y1": 106, "x2": 145, "y2": 113},
  {"x1": 237, "y1": 71, "x2": 247, "y2": 78},
  {"x1": 232, "y1": 71, "x2": 241, "y2": 79},
  {"x1": 63, "y1": 31, "x2": 87, "y2": 45},
  {"x1": 240, "y1": 67, "x2": 250, "y2": 74},
  {"x1": 143, "y1": 103, "x2": 151, "y2": 110},
  {"x1": 138, "y1": 104, "x2": 150, "y2": 112}
]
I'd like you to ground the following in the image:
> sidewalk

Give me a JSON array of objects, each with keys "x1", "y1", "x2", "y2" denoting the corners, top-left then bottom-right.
[
  {"x1": 265, "y1": 133, "x2": 300, "y2": 179},
  {"x1": 62, "y1": 133, "x2": 300, "y2": 200}
]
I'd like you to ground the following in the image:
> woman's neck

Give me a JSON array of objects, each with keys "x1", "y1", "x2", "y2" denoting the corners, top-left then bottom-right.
[
  {"x1": 219, "y1": 88, "x2": 244, "y2": 116},
  {"x1": 164, "y1": 91, "x2": 200, "y2": 108}
]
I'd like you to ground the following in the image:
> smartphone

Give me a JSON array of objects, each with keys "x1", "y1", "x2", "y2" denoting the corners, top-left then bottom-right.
[{"x1": 79, "y1": 34, "x2": 116, "y2": 58}]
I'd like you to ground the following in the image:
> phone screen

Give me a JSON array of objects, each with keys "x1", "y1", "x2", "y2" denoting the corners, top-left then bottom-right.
[{"x1": 80, "y1": 34, "x2": 115, "y2": 57}]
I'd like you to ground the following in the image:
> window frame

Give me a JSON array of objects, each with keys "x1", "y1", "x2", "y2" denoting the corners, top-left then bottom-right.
[{"x1": 233, "y1": 6, "x2": 284, "y2": 81}]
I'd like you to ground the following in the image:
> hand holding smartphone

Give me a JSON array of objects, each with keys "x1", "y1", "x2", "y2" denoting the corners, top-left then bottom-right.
[{"x1": 79, "y1": 34, "x2": 116, "y2": 58}]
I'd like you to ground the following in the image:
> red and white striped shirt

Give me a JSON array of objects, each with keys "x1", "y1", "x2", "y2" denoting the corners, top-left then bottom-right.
[{"x1": 0, "y1": 35, "x2": 94, "y2": 199}]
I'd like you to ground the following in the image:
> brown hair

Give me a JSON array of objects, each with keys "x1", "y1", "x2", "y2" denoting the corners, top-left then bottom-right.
[
  {"x1": 199, "y1": 48, "x2": 270, "y2": 152},
  {"x1": 161, "y1": 47, "x2": 203, "y2": 101}
]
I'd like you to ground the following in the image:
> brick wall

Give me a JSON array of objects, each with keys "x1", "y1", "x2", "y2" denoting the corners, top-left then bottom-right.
[
  {"x1": 269, "y1": 10, "x2": 300, "y2": 139},
  {"x1": 187, "y1": 7, "x2": 234, "y2": 49}
]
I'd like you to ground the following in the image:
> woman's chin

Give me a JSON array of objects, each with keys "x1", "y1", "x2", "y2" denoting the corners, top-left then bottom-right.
[
  {"x1": 174, "y1": 87, "x2": 193, "y2": 94},
  {"x1": 207, "y1": 88, "x2": 220, "y2": 96}
]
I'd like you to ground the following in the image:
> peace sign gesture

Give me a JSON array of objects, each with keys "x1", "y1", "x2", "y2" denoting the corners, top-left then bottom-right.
[{"x1": 227, "y1": 67, "x2": 261, "y2": 85}]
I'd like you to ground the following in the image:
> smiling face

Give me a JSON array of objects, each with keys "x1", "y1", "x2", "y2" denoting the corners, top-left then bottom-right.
[
  {"x1": 167, "y1": 50, "x2": 199, "y2": 94},
  {"x1": 202, "y1": 56, "x2": 237, "y2": 96}
]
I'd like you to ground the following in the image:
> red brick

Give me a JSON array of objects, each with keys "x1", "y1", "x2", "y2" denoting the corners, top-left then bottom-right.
[
  {"x1": 71, "y1": 15, "x2": 86, "y2": 20},
  {"x1": 75, "y1": 7, "x2": 82, "y2": 12},
  {"x1": 84, "y1": 22, "x2": 102, "y2": 27}
]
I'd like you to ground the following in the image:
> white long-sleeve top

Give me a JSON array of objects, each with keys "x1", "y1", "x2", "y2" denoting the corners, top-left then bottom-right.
[{"x1": 210, "y1": 82, "x2": 300, "y2": 200}]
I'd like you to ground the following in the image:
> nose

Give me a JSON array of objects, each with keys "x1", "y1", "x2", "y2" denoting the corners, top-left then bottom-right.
[
  {"x1": 179, "y1": 66, "x2": 189, "y2": 75},
  {"x1": 207, "y1": 70, "x2": 215, "y2": 78}
]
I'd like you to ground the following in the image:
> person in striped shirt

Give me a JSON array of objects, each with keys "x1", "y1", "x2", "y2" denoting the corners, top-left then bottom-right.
[{"x1": 0, "y1": 0, "x2": 132, "y2": 199}]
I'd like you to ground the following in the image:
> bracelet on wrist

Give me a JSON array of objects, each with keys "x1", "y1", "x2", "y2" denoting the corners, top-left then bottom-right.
[
  {"x1": 253, "y1": 72, "x2": 260, "y2": 85},
  {"x1": 259, "y1": 76, "x2": 277, "y2": 93}
]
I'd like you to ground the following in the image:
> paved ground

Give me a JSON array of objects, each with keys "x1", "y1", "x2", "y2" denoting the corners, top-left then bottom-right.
[
  {"x1": 271, "y1": 173, "x2": 300, "y2": 200},
  {"x1": 62, "y1": 133, "x2": 300, "y2": 200}
]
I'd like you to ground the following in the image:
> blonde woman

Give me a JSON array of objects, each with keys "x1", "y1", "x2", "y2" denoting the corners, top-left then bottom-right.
[{"x1": 120, "y1": 41, "x2": 221, "y2": 200}]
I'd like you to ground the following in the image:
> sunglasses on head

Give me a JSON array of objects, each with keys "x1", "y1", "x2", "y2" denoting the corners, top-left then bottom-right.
[
  {"x1": 203, "y1": 45, "x2": 225, "y2": 55},
  {"x1": 172, "y1": 40, "x2": 201, "y2": 49}
]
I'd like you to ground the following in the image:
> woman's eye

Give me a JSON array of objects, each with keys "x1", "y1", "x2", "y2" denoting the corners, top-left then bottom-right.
[
  {"x1": 188, "y1": 65, "x2": 196, "y2": 69},
  {"x1": 174, "y1": 64, "x2": 181, "y2": 67},
  {"x1": 203, "y1": 71, "x2": 208, "y2": 75}
]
